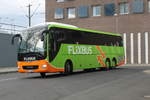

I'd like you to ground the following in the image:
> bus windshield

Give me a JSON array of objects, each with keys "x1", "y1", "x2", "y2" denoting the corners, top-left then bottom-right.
[{"x1": 19, "y1": 27, "x2": 46, "y2": 55}]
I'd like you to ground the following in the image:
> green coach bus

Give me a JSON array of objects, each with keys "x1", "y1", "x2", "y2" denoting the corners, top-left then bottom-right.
[{"x1": 12, "y1": 22, "x2": 125, "y2": 77}]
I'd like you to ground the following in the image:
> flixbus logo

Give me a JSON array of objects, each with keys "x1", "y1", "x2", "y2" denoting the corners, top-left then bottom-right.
[
  {"x1": 24, "y1": 57, "x2": 36, "y2": 61},
  {"x1": 67, "y1": 46, "x2": 92, "y2": 55}
]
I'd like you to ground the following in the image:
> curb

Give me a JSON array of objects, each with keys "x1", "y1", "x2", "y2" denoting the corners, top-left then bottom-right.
[
  {"x1": 123, "y1": 64, "x2": 150, "y2": 67},
  {"x1": 0, "y1": 71, "x2": 18, "y2": 74}
]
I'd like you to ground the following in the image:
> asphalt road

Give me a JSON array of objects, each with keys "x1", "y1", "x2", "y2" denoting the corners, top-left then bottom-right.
[{"x1": 0, "y1": 66, "x2": 150, "y2": 100}]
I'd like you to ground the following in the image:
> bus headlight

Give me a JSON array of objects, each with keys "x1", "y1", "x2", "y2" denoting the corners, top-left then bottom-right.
[
  {"x1": 18, "y1": 66, "x2": 20, "y2": 69},
  {"x1": 41, "y1": 65, "x2": 47, "y2": 69}
]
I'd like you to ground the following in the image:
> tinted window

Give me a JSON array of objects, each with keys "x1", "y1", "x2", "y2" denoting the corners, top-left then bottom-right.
[
  {"x1": 50, "y1": 27, "x2": 123, "y2": 47},
  {"x1": 104, "y1": 3, "x2": 115, "y2": 16},
  {"x1": 54, "y1": 8, "x2": 64, "y2": 19},
  {"x1": 78, "y1": 5, "x2": 89, "y2": 18},
  {"x1": 132, "y1": 0, "x2": 144, "y2": 13}
]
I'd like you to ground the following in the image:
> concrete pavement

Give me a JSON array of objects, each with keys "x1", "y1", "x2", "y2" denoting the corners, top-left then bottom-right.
[
  {"x1": 0, "y1": 64, "x2": 149, "y2": 74},
  {"x1": 0, "y1": 66, "x2": 149, "y2": 100}
]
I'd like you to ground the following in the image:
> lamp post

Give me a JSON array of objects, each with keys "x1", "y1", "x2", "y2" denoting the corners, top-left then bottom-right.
[{"x1": 114, "y1": 13, "x2": 118, "y2": 33}]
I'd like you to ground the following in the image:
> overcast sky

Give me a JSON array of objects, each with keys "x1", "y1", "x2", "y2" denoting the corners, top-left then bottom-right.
[{"x1": 0, "y1": 0, "x2": 45, "y2": 27}]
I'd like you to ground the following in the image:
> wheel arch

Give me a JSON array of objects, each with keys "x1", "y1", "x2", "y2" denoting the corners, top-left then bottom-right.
[
  {"x1": 105, "y1": 58, "x2": 111, "y2": 62},
  {"x1": 112, "y1": 57, "x2": 117, "y2": 67},
  {"x1": 112, "y1": 57, "x2": 117, "y2": 64},
  {"x1": 65, "y1": 59, "x2": 73, "y2": 67}
]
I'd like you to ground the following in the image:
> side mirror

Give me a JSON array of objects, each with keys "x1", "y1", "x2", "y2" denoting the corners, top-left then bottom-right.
[
  {"x1": 41, "y1": 35, "x2": 44, "y2": 41},
  {"x1": 41, "y1": 30, "x2": 49, "y2": 41},
  {"x1": 11, "y1": 34, "x2": 22, "y2": 45}
]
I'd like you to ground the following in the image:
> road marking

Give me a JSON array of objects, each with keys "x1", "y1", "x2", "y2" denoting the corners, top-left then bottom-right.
[
  {"x1": 143, "y1": 70, "x2": 150, "y2": 74},
  {"x1": 61, "y1": 72, "x2": 142, "y2": 100},
  {"x1": 0, "y1": 77, "x2": 18, "y2": 82},
  {"x1": 144, "y1": 95, "x2": 150, "y2": 98}
]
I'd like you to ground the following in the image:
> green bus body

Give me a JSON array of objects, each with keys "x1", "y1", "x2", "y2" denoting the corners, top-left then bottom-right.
[{"x1": 47, "y1": 24, "x2": 124, "y2": 70}]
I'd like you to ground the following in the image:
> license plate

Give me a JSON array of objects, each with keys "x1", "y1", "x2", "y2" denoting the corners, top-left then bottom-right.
[{"x1": 28, "y1": 70, "x2": 34, "y2": 73}]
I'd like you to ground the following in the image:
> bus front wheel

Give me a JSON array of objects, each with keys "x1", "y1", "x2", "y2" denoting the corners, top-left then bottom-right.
[
  {"x1": 64, "y1": 61, "x2": 73, "y2": 75},
  {"x1": 40, "y1": 72, "x2": 46, "y2": 78}
]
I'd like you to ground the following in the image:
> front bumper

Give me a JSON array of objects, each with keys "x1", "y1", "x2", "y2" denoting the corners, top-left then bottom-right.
[{"x1": 18, "y1": 60, "x2": 64, "y2": 73}]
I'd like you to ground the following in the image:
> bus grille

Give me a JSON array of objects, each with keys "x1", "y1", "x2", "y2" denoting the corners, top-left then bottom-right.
[{"x1": 23, "y1": 66, "x2": 38, "y2": 70}]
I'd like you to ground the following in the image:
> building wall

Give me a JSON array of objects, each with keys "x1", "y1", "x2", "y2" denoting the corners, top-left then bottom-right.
[
  {"x1": 46, "y1": 0, "x2": 150, "y2": 64},
  {"x1": 0, "y1": 33, "x2": 18, "y2": 67},
  {"x1": 46, "y1": 0, "x2": 150, "y2": 33}
]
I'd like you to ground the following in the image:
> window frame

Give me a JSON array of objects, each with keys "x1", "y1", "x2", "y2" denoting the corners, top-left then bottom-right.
[
  {"x1": 67, "y1": 7, "x2": 76, "y2": 19},
  {"x1": 92, "y1": 5, "x2": 102, "y2": 17},
  {"x1": 54, "y1": 8, "x2": 64, "y2": 19},
  {"x1": 56, "y1": 0, "x2": 65, "y2": 3},
  {"x1": 131, "y1": 0, "x2": 144, "y2": 14},
  {"x1": 78, "y1": 5, "x2": 89, "y2": 18},
  {"x1": 119, "y1": 2, "x2": 129, "y2": 15},
  {"x1": 148, "y1": 0, "x2": 150, "y2": 12},
  {"x1": 104, "y1": 3, "x2": 116, "y2": 16}
]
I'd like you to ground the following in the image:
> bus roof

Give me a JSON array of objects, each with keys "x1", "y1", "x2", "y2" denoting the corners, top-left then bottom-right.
[
  {"x1": 48, "y1": 23, "x2": 121, "y2": 37},
  {"x1": 26, "y1": 22, "x2": 121, "y2": 37},
  {"x1": 27, "y1": 22, "x2": 78, "y2": 30}
]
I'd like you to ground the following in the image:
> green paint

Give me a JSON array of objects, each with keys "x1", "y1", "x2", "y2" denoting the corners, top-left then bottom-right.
[
  {"x1": 45, "y1": 24, "x2": 124, "y2": 70},
  {"x1": 50, "y1": 44, "x2": 124, "y2": 70}
]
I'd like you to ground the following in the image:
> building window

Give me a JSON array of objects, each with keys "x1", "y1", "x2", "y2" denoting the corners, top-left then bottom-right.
[
  {"x1": 54, "y1": 8, "x2": 64, "y2": 19},
  {"x1": 78, "y1": 5, "x2": 89, "y2": 18},
  {"x1": 92, "y1": 5, "x2": 101, "y2": 16},
  {"x1": 119, "y1": 2, "x2": 129, "y2": 15},
  {"x1": 67, "y1": 8, "x2": 76, "y2": 19},
  {"x1": 131, "y1": 0, "x2": 144, "y2": 13},
  {"x1": 148, "y1": 0, "x2": 150, "y2": 12},
  {"x1": 104, "y1": 3, "x2": 115, "y2": 16},
  {"x1": 56, "y1": 0, "x2": 64, "y2": 2}
]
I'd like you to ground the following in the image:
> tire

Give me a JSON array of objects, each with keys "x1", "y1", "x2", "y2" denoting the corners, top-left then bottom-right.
[
  {"x1": 64, "y1": 61, "x2": 73, "y2": 75},
  {"x1": 112, "y1": 59, "x2": 117, "y2": 69},
  {"x1": 105, "y1": 59, "x2": 111, "y2": 70},
  {"x1": 40, "y1": 72, "x2": 46, "y2": 78}
]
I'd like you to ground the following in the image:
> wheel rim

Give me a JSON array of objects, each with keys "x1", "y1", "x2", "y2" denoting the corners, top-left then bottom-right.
[
  {"x1": 106, "y1": 61, "x2": 111, "y2": 69},
  {"x1": 65, "y1": 61, "x2": 72, "y2": 74},
  {"x1": 66, "y1": 62, "x2": 71, "y2": 72},
  {"x1": 112, "y1": 60, "x2": 117, "y2": 68}
]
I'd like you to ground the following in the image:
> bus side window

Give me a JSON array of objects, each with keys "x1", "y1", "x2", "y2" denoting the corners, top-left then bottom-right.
[
  {"x1": 111, "y1": 43, "x2": 113, "y2": 46},
  {"x1": 119, "y1": 39, "x2": 123, "y2": 46},
  {"x1": 57, "y1": 33, "x2": 65, "y2": 42},
  {"x1": 116, "y1": 41, "x2": 119, "y2": 46}
]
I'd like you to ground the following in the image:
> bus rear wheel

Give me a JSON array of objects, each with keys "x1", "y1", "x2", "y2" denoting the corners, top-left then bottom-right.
[
  {"x1": 112, "y1": 58, "x2": 117, "y2": 69},
  {"x1": 64, "y1": 61, "x2": 73, "y2": 75},
  {"x1": 40, "y1": 72, "x2": 46, "y2": 78}
]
